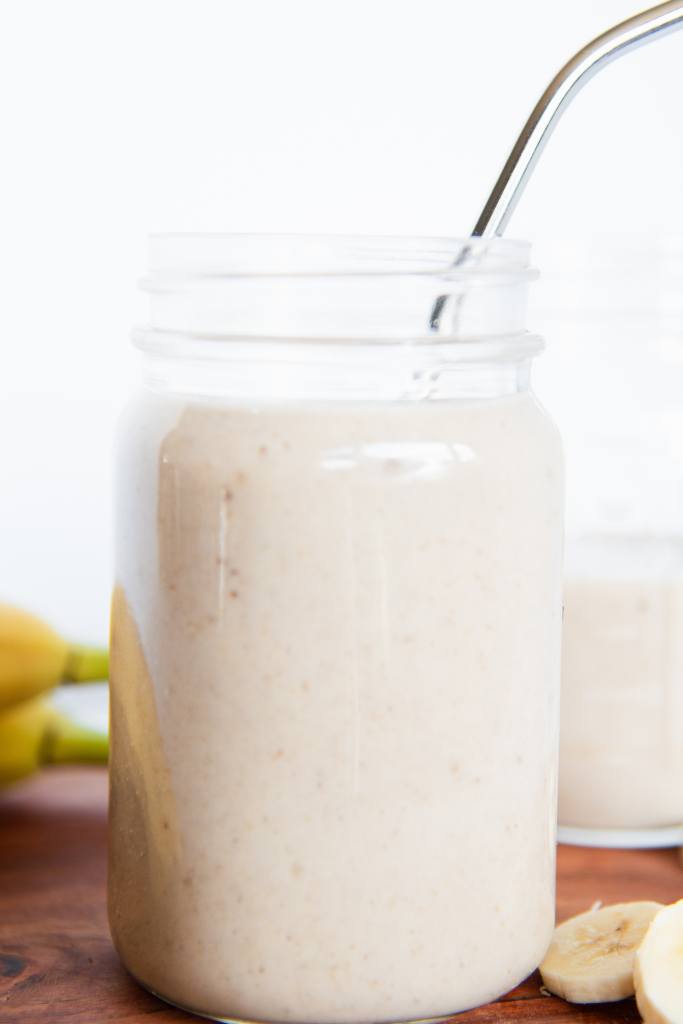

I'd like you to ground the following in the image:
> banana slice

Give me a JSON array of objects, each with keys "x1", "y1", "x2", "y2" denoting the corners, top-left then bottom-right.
[
  {"x1": 635, "y1": 899, "x2": 683, "y2": 1024},
  {"x1": 540, "y1": 901, "x2": 663, "y2": 1003}
]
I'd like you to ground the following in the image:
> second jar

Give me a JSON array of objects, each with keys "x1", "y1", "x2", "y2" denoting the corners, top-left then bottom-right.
[{"x1": 533, "y1": 234, "x2": 683, "y2": 847}]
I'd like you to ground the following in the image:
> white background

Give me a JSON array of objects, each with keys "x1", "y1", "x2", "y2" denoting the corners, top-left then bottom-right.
[{"x1": 1, "y1": 0, "x2": 682, "y2": 645}]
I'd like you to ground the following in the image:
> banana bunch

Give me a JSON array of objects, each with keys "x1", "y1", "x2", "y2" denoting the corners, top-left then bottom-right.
[{"x1": 0, "y1": 603, "x2": 109, "y2": 786}]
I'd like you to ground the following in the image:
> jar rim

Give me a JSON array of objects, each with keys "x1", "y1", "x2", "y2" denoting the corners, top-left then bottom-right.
[
  {"x1": 139, "y1": 233, "x2": 538, "y2": 348},
  {"x1": 133, "y1": 327, "x2": 544, "y2": 362},
  {"x1": 143, "y1": 232, "x2": 536, "y2": 284}
]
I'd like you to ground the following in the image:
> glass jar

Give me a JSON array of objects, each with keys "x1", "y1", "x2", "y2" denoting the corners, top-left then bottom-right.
[
  {"x1": 532, "y1": 234, "x2": 683, "y2": 848},
  {"x1": 109, "y1": 235, "x2": 563, "y2": 1023}
]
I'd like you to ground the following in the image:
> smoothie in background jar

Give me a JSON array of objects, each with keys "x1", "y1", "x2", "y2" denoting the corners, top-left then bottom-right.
[
  {"x1": 559, "y1": 543, "x2": 683, "y2": 836},
  {"x1": 531, "y1": 235, "x2": 683, "y2": 846}
]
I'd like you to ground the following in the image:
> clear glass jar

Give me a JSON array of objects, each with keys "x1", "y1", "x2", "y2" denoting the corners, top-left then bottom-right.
[
  {"x1": 532, "y1": 234, "x2": 683, "y2": 848},
  {"x1": 109, "y1": 235, "x2": 563, "y2": 1023}
]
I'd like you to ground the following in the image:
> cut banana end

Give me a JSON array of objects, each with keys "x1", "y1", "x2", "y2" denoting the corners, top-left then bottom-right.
[
  {"x1": 540, "y1": 901, "x2": 663, "y2": 1004},
  {"x1": 635, "y1": 899, "x2": 683, "y2": 1024}
]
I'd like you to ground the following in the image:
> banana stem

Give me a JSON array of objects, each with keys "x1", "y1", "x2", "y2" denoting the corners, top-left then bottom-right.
[
  {"x1": 44, "y1": 715, "x2": 109, "y2": 766},
  {"x1": 62, "y1": 644, "x2": 109, "y2": 683}
]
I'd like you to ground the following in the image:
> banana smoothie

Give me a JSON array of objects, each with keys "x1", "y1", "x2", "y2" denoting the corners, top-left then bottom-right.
[
  {"x1": 559, "y1": 576, "x2": 683, "y2": 831},
  {"x1": 110, "y1": 391, "x2": 563, "y2": 1023}
]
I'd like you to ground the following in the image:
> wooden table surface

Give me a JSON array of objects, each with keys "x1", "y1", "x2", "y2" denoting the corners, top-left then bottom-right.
[{"x1": 1, "y1": 768, "x2": 682, "y2": 1024}]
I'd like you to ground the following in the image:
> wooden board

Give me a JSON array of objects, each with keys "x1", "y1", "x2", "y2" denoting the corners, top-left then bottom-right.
[{"x1": 1, "y1": 768, "x2": 682, "y2": 1023}]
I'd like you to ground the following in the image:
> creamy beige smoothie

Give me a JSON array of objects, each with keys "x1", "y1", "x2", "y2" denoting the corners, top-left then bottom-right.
[
  {"x1": 559, "y1": 577, "x2": 683, "y2": 831},
  {"x1": 109, "y1": 391, "x2": 563, "y2": 1023}
]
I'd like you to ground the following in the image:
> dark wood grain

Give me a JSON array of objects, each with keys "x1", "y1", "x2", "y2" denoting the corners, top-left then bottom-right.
[{"x1": 1, "y1": 769, "x2": 682, "y2": 1024}]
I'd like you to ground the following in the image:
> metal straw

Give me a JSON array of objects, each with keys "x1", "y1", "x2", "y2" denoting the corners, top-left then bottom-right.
[
  {"x1": 430, "y1": 1, "x2": 683, "y2": 331},
  {"x1": 474, "y1": 0, "x2": 683, "y2": 239}
]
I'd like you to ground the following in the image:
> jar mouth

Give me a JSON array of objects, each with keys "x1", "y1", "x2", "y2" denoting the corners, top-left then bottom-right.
[
  {"x1": 138, "y1": 233, "x2": 537, "y2": 345},
  {"x1": 142, "y1": 233, "x2": 536, "y2": 284}
]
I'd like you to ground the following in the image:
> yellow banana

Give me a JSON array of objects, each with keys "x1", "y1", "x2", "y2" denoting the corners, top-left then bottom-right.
[
  {"x1": 0, "y1": 603, "x2": 108, "y2": 712},
  {"x1": 0, "y1": 695, "x2": 108, "y2": 786}
]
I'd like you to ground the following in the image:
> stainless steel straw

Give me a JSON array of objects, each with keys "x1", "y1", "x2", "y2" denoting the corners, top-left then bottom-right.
[
  {"x1": 430, "y1": 1, "x2": 683, "y2": 330},
  {"x1": 474, "y1": 0, "x2": 683, "y2": 239}
]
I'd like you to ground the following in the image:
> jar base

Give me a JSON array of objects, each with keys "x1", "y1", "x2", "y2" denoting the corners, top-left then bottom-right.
[
  {"x1": 558, "y1": 823, "x2": 683, "y2": 849},
  {"x1": 138, "y1": 978, "x2": 466, "y2": 1024}
]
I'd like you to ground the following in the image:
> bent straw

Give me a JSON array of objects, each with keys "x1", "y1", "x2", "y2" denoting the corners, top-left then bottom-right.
[
  {"x1": 430, "y1": 2, "x2": 683, "y2": 331},
  {"x1": 474, "y1": 0, "x2": 683, "y2": 239}
]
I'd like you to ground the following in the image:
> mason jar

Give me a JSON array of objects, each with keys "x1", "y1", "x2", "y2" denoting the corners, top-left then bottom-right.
[
  {"x1": 532, "y1": 234, "x2": 683, "y2": 848},
  {"x1": 109, "y1": 234, "x2": 563, "y2": 1023}
]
